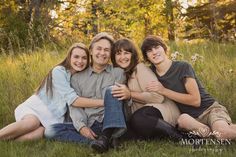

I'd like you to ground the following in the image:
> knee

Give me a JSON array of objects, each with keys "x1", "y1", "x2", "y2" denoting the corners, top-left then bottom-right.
[
  {"x1": 177, "y1": 113, "x2": 191, "y2": 128},
  {"x1": 22, "y1": 116, "x2": 41, "y2": 130},
  {"x1": 104, "y1": 87, "x2": 122, "y2": 108},
  {"x1": 212, "y1": 126, "x2": 230, "y2": 140}
]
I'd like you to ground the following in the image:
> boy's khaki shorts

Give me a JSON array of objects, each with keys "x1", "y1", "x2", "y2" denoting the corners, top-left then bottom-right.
[{"x1": 197, "y1": 101, "x2": 232, "y2": 127}]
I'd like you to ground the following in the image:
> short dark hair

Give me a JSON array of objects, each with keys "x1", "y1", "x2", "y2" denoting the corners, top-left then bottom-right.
[{"x1": 141, "y1": 35, "x2": 167, "y2": 62}]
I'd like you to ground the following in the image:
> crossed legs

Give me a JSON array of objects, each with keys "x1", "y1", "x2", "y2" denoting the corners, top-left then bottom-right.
[
  {"x1": 0, "y1": 114, "x2": 44, "y2": 141},
  {"x1": 177, "y1": 113, "x2": 236, "y2": 139},
  {"x1": 177, "y1": 113, "x2": 211, "y2": 138},
  {"x1": 211, "y1": 121, "x2": 236, "y2": 140}
]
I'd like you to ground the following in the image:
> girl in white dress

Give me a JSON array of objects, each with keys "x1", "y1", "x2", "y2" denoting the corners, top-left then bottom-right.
[{"x1": 0, "y1": 43, "x2": 103, "y2": 141}]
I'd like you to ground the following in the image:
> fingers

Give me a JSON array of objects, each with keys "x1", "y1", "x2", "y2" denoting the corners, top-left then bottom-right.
[
  {"x1": 146, "y1": 80, "x2": 165, "y2": 93},
  {"x1": 86, "y1": 132, "x2": 96, "y2": 140},
  {"x1": 111, "y1": 89, "x2": 123, "y2": 94},
  {"x1": 90, "y1": 130, "x2": 97, "y2": 138},
  {"x1": 114, "y1": 94, "x2": 130, "y2": 100},
  {"x1": 112, "y1": 89, "x2": 129, "y2": 99},
  {"x1": 118, "y1": 96, "x2": 126, "y2": 100},
  {"x1": 88, "y1": 134, "x2": 95, "y2": 140},
  {"x1": 146, "y1": 85, "x2": 158, "y2": 91},
  {"x1": 112, "y1": 88, "x2": 124, "y2": 95},
  {"x1": 111, "y1": 87, "x2": 125, "y2": 96},
  {"x1": 80, "y1": 127, "x2": 96, "y2": 139},
  {"x1": 146, "y1": 83, "x2": 157, "y2": 91},
  {"x1": 111, "y1": 89, "x2": 127, "y2": 100},
  {"x1": 88, "y1": 130, "x2": 97, "y2": 140},
  {"x1": 112, "y1": 93, "x2": 126, "y2": 99},
  {"x1": 146, "y1": 87, "x2": 155, "y2": 92},
  {"x1": 112, "y1": 83, "x2": 130, "y2": 100},
  {"x1": 146, "y1": 85, "x2": 153, "y2": 91}
]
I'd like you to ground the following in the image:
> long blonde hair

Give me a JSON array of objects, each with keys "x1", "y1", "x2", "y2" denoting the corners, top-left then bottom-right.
[{"x1": 35, "y1": 43, "x2": 89, "y2": 97}]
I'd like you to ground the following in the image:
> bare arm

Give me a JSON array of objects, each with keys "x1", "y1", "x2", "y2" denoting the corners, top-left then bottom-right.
[
  {"x1": 72, "y1": 97, "x2": 103, "y2": 108},
  {"x1": 130, "y1": 91, "x2": 155, "y2": 103},
  {"x1": 146, "y1": 77, "x2": 201, "y2": 107}
]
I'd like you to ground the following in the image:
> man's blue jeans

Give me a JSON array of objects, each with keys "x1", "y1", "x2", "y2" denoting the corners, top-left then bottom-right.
[
  {"x1": 44, "y1": 87, "x2": 127, "y2": 144},
  {"x1": 44, "y1": 121, "x2": 102, "y2": 144},
  {"x1": 103, "y1": 87, "x2": 127, "y2": 137}
]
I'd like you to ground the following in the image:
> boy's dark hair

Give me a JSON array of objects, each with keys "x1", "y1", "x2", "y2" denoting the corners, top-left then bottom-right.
[{"x1": 141, "y1": 35, "x2": 167, "y2": 62}]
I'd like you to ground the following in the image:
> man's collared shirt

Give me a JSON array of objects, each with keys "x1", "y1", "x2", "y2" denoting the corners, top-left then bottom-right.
[{"x1": 70, "y1": 64, "x2": 125, "y2": 131}]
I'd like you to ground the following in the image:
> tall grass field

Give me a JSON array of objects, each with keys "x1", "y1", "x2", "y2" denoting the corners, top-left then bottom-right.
[{"x1": 0, "y1": 41, "x2": 236, "y2": 157}]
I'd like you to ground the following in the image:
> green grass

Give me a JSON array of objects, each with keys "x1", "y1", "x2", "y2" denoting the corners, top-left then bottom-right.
[
  {"x1": 0, "y1": 41, "x2": 236, "y2": 156},
  {"x1": 0, "y1": 140, "x2": 235, "y2": 157}
]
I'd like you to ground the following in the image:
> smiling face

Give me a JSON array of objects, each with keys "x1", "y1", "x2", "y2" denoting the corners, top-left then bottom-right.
[
  {"x1": 90, "y1": 39, "x2": 111, "y2": 68},
  {"x1": 146, "y1": 45, "x2": 167, "y2": 65},
  {"x1": 70, "y1": 47, "x2": 88, "y2": 74},
  {"x1": 141, "y1": 36, "x2": 168, "y2": 64},
  {"x1": 115, "y1": 49, "x2": 132, "y2": 69},
  {"x1": 111, "y1": 38, "x2": 139, "y2": 75}
]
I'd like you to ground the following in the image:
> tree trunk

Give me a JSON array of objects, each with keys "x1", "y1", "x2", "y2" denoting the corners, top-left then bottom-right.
[
  {"x1": 28, "y1": 0, "x2": 42, "y2": 23},
  {"x1": 165, "y1": 0, "x2": 175, "y2": 41},
  {"x1": 209, "y1": 0, "x2": 218, "y2": 41},
  {"x1": 90, "y1": 0, "x2": 98, "y2": 35}
]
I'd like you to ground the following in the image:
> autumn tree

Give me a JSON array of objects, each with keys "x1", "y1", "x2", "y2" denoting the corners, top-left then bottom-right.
[
  {"x1": 0, "y1": 0, "x2": 55, "y2": 53},
  {"x1": 182, "y1": 0, "x2": 236, "y2": 41}
]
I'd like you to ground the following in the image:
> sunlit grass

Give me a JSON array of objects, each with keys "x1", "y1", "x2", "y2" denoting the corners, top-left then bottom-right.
[{"x1": 0, "y1": 50, "x2": 64, "y2": 124}]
